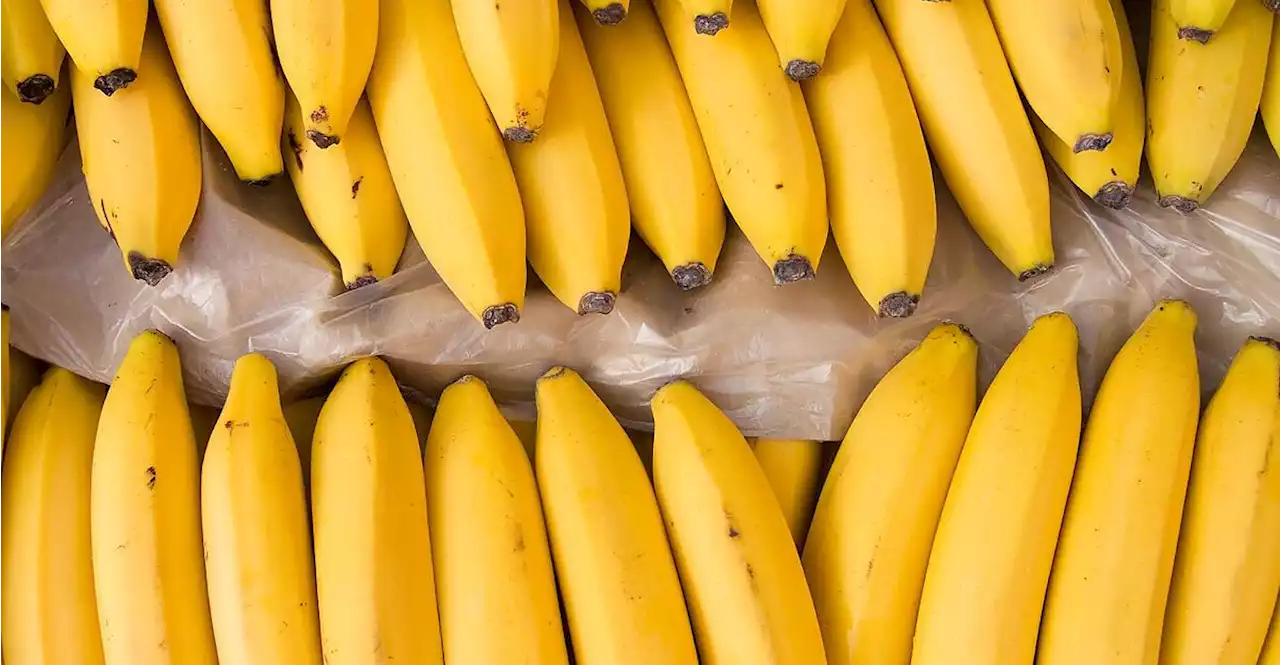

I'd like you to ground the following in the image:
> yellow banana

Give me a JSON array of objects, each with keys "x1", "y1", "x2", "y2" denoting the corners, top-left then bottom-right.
[
  {"x1": 425, "y1": 376, "x2": 569, "y2": 664},
  {"x1": 201, "y1": 354, "x2": 322, "y2": 665},
  {"x1": 39, "y1": 0, "x2": 144, "y2": 95},
  {"x1": 311, "y1": 358, "x2": 443, "y2": 664},
  {"x1": 750, "y1": 438, "x2": 825, "y2": 547},
  {"x1": 535, "y1": 367, "x2": 698, "y2": 664},
  {"x1": 283, "y1": 93, "x2": 408, "y2": 290},
  {"x1": 653, "y1": 382, "x2": 826, "y2": 665},
  {"x1": 2, "y1": 78, "x2": 70, "y2": 238},
  {"x1": 1266, "y1": 17, "x2": 1280, "y2": 158},
  {"x1": 576, "y1": 0, "x2": 725, "y2": 290},
  {"x1": 1264, "y1": 604, "x2": 1280, "y2": 665},
  {"x1": 1033, "y1": 0, "x2": 1143, "y2": 209},
  {"x1": 153, "y1": 0, "x2": 284, "y2": 183},
  {"x1": 912, "y1": 313, "x2": 1082, "y2": 665},
  {"x1": 802, "y1": 323, "x2": 978, "y2": 665},
  {"x1": 1168, "y1": 0, "x2": 1237, "y2": 42},
  {"x1": 507, "y1": 2, "x2": 629, "y2": 315},
  {"x1": 5, "y1": 339, "x2": 44, "y2": 436},
  {"x1": 656, "y1": 0, "x2": 829, "y2": 285},
  {"x1": 270, "y1": 0, "x2": 376, "y2": 148},
  {"x1": 72, "y1": 20, "x2": 201, "y2": 286},
  {"x1": 1, "y1": 368, "x2": 106, "y2": 665},
  {"x1": 1147, "y1": 0, "x2": 1273, "y2": 213},
  {"x1": 1159, "y1": 337, "x2": 1280, "y2": 665},
  {"x1": 580, "y1": 0, "x2": 630, "y2": 24},
  {"x1": 366, "y1": 0, "x2": 527, "y2": 327},
  {"x1": 873, "y1": 0, "x2": 1052, "y2": 280},
  {"x1": 92, "y1": 330, "x2": 218, "y2": 665},
  {"x1": 802, "y1": 0, "x2": 934, "y2": 317},
  {"x1": 1037, "y1": 300, "x2": 1200, "y2": 665},
  {"x1": 1, "y1": 307, "x2": 7, "y2": 454},
  {"x1": 1, "y1": 0, "x2": 65, "y2": 103},
  {"x1": 757, "y1": 0, "x2": 848, "y2": 80},
  {"x1": 450, "y1": 0, "x2": 559, "y2": 141}
]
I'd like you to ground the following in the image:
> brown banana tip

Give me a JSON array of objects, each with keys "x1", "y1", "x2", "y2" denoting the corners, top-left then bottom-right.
[
  {"x1": 482, "y1": 303, "x2": 521, "y2": 329},
  {"x1": 93, "y1": 68, "x2": 137, "y2": 96},
  {"x1": 128, "y1": 252, "x2": 173, "y2": 287},
  {"x1": 943, "y1": 320, "x2": 975, "y2": 340},
  {"x1": 1094, "y1": 181, "x2": 1135, "y2": 209},
  {"x1": 16, "y1": 75, "x2": 56, "y2": 104},
  {"x1": 451, "y1": 374, "x2": 480, "y2": 386},
  {"x1": 1073, "y1": 133, "x2": 1113, "y2": 153},
  {"x1": 577, "y1": 291, "x2": 616, "y2": 315},
  {"x1": 772, "y1": 255, "x2": 815, "y2": 285},
  {"x1": 1177, "y1": 26, "x2": 1213, "y2": 43},
  {"x1": 1157, "y1": 195, "x2": 1199, "y2": 214},
  {"x1": 503, "y1": 126, "x2": 536, "y2": 143},
  {"x1": 305, "y1": 130, "x2": 340, "y2": 149},
  {"x1": 1265, "y1": 0, "x2": 1280, "y2": 13},
  {"x1": 1018, "y1": 264, "x2": 1053, "y2": 282},
  {"x1": 785, "y1": 59, "x2": 821, "y2": 81},
  {"x1": 243, "y1": 173, "x2": 281, "y2": 187},
  {"x1": 672, "y1": 263, "x2": 713, "y2": 290},
  {"x1": 877, "y1": 292, "x2": 920, "y2": 318},
  {"x1": 539, "y1": 366, "x2": 569, "y2": 381},
  {"x1": 694, "y1": 12, "x2": 729, "y2": 35},
  {"x1": 345, "y1": 274, "x2": 378, "y2": 291},
  {"x1": 1249, "y1": 335, "x2": 1280, "y2": 351},
  {"x1": 592, "y1": 3, "x2": 627, "y2": 25}
]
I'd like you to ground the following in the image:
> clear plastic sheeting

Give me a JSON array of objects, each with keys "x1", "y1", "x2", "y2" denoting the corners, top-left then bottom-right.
[{"x1": 3, "y1": 130, "x2": 1278, "y2": 440}]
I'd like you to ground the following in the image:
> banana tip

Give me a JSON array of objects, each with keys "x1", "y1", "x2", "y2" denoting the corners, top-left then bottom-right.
[
  {"x1": 1265, "y1": 0, "x2": 1280, "y2": 13},
  {"x1": 482, "y1": 303, "x2": 521, "y2": 329},
  {"x1": 694, "y1": 12, "x2": 729, "y2": 35},
  {"x1": 243, "y1": 173, "x2": 282, "y2": 187},
  {"x1": 538, "y1": 366, "x2": 570, "y2": 382},
  {"x1": 93, "y1": 69, "x2": 137, "y2": 96},
  {"x1": 577, "y1": 292, "x2": 616, "y2": 315},
  {"x1": 1176, "y1": 27, "x2": 1213, "y2": 44},
  {"x1": 592, "y1": 3, "x2": 627, "y2": 25},
  {"x1": 1017, "y1": 264, "x2": 1053, "y2": 282},
  {"x1": 16, "y1": 75, "x2": 56, "y2": 104},
  {"x1": 1073, "y1": 133, "x2": 1113, "y2": 153},
  {"x1": 1157, "y1": 195, "x2": 1199, "y2": 214},
  {"x1": 345, "y1": 274, "x2": 379, "y2": 292},
  {"x1": 773, "y1": 255, "x2": 815, "y2": 285},
  {"x1": 1249, "y1": 336, "x2": 1280, "y2": 351},
  {"x1": 305, "y1": 130, "x2": 340, "y2": 149},
  {"x1": 128, "y1": 253, "x2": 173, "y2": 287},
  {"x1": 503, "y1": 126, "x2": 537, "y2": 143},
  {"x1": 878, "y1": 292, "x2": 919, "y2": 318},
  {"x1": 672, "y1": 263, "x2": 713, "y2": 290},
  {"x1": 1095, "y1": 182, "x2": 1134, "y2": 209},
  {"x1": 785, "y1": 60, "x2": 820, "y2": 81}
]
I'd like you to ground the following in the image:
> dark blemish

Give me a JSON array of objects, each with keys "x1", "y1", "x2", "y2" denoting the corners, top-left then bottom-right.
[
  {"x1": 310, "y1": 106, "x2": 329, "y2": 123},
  {"x1": 288, "y1": 131, "x2": 304, "y2": 170},
  {"x1": 785, "y1": 60, "x2": 820, "y2": 81},
  {"x1": 514, "y1": 532, "x2": 526, "y2": 552},
  {"x1": 346, "y1": 269, "x2": 378, "y2": 291},
  {"x1": 1073, "y1": 132, "x2": 1112, "y2": 153},
  {"x1": 146, "y1": 466, "x2": 157, "y2": 491},
  {"x1": 100, "y1": 199, "x2": 116, "y2": 239},
  {"x1": 1157, "y1": 195, "x2": 1199, "y2": 214},
  {"x1": 482, "y1": 303, "x2": 520, "y2": 329},
  {"x1": 503, "y1": 126, "x2": 536, "y2": 143},
  {"x1": 694, "y1": 12, "x2": 728, "y2": 35},
  {"x1": 592, "y1": 2, "x2": 627, "y2": 25},
  {"x1": 745, "y1": 562, "x2": 755, "y2": 580},
  {"x1": 351, "y1": 177, "x2": 362, "y2": 198},
  {"x1": 1094, "y1": 182, "x2": 1134, "y2": 210},
  {"x1": 16, "y1": 74, "x2": 56, "y2": 104},
  {"x1": 672, "y1": 263, "x2": 712, "y2": 290},
  {"x1": 94, "y1": 68, "x2": 137, "y2": 96},
  {"x1": 244, "y1": 173, "x2": 279, "y2": 187},
  {"x1": 577, "y1": 291, "x2": 616, "y2": 315},
  {"x1": 1018, "y1": 264, "x2": 1052, "y2": 282},
  {"x1": 878, "y1": 292, "x2": 919, "y2": 318},
  {"x1": 772, "y1": 254, "x2": 815, "y2": 284},
  {"x1": 1177, "y1": 27, "x2": 1212, "y2": 44},
  {"x1": 726, "y1": 510, "x2": 740, "y2": 539},
  {"x1": 306, "y1": 130, "x2": 339, "y2": 149},
  {"x1": 775, "y1": 182, "x2": 785, "y2": 189}
]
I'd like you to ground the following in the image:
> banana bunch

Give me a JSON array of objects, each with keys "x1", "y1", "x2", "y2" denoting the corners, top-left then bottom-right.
[
  {"x1": 1260, "y1": 15, "x2": 1280, "y2": 158},
  {"x1": 580, "y1": 0, "x2": 629, "y2": 24},
  {"x1": 39, "y1": 0, "x2": 145, "y2": 95},
  {"x1": 756, "y1": 0, "x2": 847, "y2": 80},
  {"x1": 750, "y1": 438, "x2": 825, "y2": 547},
  {"x1": 2, "y1": 76, "x2": 70, "y2": 238},
  {"x1": 1, "y1": 0, "x2": 65, "y2": 103}
]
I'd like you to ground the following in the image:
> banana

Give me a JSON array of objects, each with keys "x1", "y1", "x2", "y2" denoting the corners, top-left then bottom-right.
[
  {"x1": 1, "y1": 368, "x2": 106, "y2": 665},
  {"x1": 912, "y1": 313, "x2": 1082, "y2": 665},
  {"x1": 1158, "y1": 337, "x2": 1280, "y2": 665},
  {"x1": 1, "y1": 0, "x2": 65, "y2": 103},
  {"x1": 1033, "y1": 0, "x2": 1143, "y2": 209},
  {"x1": 270, "y1": 0, "x2": 376, "y2": 148},
  {"x1": 5, "y1": 340, "x2": 44, "y2": 436},
  {"x1": 656, "y1": 0, "x2": 829, "y2": 285},
  {"x1": 802, "y1": 323, "x2": 978, "y2": 665},
  {"x1": 1168, "y1": 0, "x2": 1238, "y2": 42},
  {"x1": 675, "y1": 0, "x2": 733, "y2": 34},
  {"x1": 72, "y1": 20, "x2": 201, "y2": 286},
  {"x1": 801, "y1": 0, "x2": 934, "y2": 317},
  {"x1": 1258, "y1": 14, "x2": 1279, "y2": 159},
  {"x1": 872, "y1": 0, "x2": 1052, "y2": 280},
  {"x1": 92, "y1": 330, "x2": 218, "y2": 664},
  {"x1": 507, "y1": 2, "x2": 629, "y2": 315},
  {"x1": 366, "y1": 0, "x2": 527, "y2": 328},
  {"x1": 652, "y1": 382, "x2": 826, "y2": 665},
  {"x1": 425, "y1": 376, "x2": 569, "y2": 664},
  {"x1": 450, "y1": 0, "x2": 559, "y2": 141},
  {"x1": 576, "y1": 0, "x2": 725, "y2": 290},
  {"x1": 201, "y1": 354, "x2": 322, "y2": 665},
  {"x1": 580, "y1": 0, "x2": 630, "y2": 24},
  {"x1": 756, "y1": 0, "x2": 847, "y2": 80},
  {"x1": 311, "y1": 358, "x2": 443, "y2": 664},
  {"x1": 1036, "y1": 300, "x2": 1200, "y2": 665},
  {"x1": 2, "y1": 307, "x2": 8, "y2": 453},
  {"x1": 1146, "y1": 0, "x2": 1273, "y2": 213},
  {"x1": 2, "y1": 78, "x2": 70, "y2": 238},
  {"x1": 38, "y1": 0, "x2": 144, "y2": 95},
  {"x1": 283, "y1": 93, "x2": 408, "y2": 290},
  {"x1": 749, "y1": 438, "x2": 825, "y2": 547},
  {"x1": 153, "y1": 0, "x2": 284, "y2": 183},
  {"x1": 535, "y1": 367, "x2": 698, "y2": 664},
  {"x1": 1264, "y1": 605, "x2": 1280, "y2": 665}
]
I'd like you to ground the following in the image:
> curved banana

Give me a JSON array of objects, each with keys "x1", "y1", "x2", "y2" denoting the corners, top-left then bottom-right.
[
  {"x1": 2, "y1": 308, "x2": 8, "y2": 454},
  {"x1": 1146, "y1": 0, "x2": 1273, "y2": 213},
  {"x1": 750, "y1": 438, "x2": 825, "y2": 547},
  {"x1": 580, "y1": 0, "x2": 629, "y2": 24},
  {"x1": 1034, "y1": 0, "x2": 1143, "y2": 209},
  {"x1": 72, "y1": 20, "x2": 202, "y2": 287},
  {"x1": 202, "y1": 354, "x2": 322, "y2": 665},
  {"x1": 802, "y1": 0, "x2": 934, "y2": 317},
  {"x1": 38, "y1": 0, "x2": 145, "y2": 94},
  {"x1": 576, "y1": 0, "x2": 724, "y2": 290},
  {"x1": 451, "y1": 0, "x2": 559, "y2": 141},
  {"x1": 92, "y1": 330, "x2": 218, "y2": 665},
  {"x1": 2, "y1": 79, "x2": 70, "y2": 238},
  {"x1": 1, "y1": 0, "x2": 65, "y2": 103},
  {"x1": 674, "y1": 0, "x2": 733, "y2": 33},
  {"x1": 270, "y1": 0, "x2": 376, "y2": 148},
  {"x1": 426, "y1": 376, "x2": 569, "y2": 664},
  {"x1": 153, "y1": 0, "x2": 284, "y2": 183},
  {"x1": 366, "y1": 0, "x2": 527, "y2": 327},
  {"x1": 311, "y1": 358, "x2": 443, "y2": 665},
  {"x1": 913, "y1": 313, "x2": 1082, "y2": 665},
  {"x1": 1168, "y1": 0, "x2": 1237, "y2": 42},
  {"x1": 757, "y1": 0, "x2": 847, "y2": 80},
  {"x1": 1037, "y1": 300, "x2": 1200, "y2": 665},
  {"x1": 283, "y1": 93, "x2": 408, "y2": 290},
  {"x1": 507, "y1": 2, "x2": 629, "y2": 315},
  {"x1": 656, "y1": 0, "x2": 828, "y2": 285},
  {"x1": 535, "y1": 367, "x2": 698, "y2": 664},
  {"x1": 1258, "y1": 15, "x2": 1279, "y2": 159},
  {"x1": 873, "y1": 0, "x2": 1052, "y2": 280},
  {"x1": 5, "y1": 338, "x2": 44, "y2": 436},
  {"x1": 802, "y1": 323, "x2": 978, "y2": 665}
]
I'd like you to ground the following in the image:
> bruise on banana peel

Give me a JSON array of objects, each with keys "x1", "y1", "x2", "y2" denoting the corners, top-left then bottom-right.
[
  {"x1": 1073, "y1": 132, "x2": 1113, "y2": 153},
  {"x1": 503, "y1": 107, "x2": 537, "y2": 143},
  {"x1": 306, "y1": 106, "x2": 339, "y2": 148},
  {"x1": 694, "y1": 12, "x2": 729, "y2": 35},
  {"x1": 94, "y1": 68, "x2": 138, "y2": 96},
  {"x1": 16, "y1": 74, "x2": 56, "y2": 104}
]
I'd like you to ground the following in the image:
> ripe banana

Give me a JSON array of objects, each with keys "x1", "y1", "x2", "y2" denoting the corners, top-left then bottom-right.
[
  {"x1": 92, "y1": 330, "x2": 218, "y2": 665},
  {"x1": 750, "y1": 438, "x2": 825, "y2": 547},
  {"x1": 912, "y1": 312, "x2": 1082, "y2": 665},
  {"x1": 652, "y1": 382, "x2": 826, "y2": 665},
  {"x1": 656, "y1": 0, "x2": 829, "y2": 285},
  {"x1": 425, "y1": 376, "x2": 569, "y2": 664},
  {"x1": 153, "y1": 0, "x2": 284, "y2": 183},
  {"x1": 1036, "y1": 300, "x2": 1200, "y2": 665},
  {"x1": 1033, "y1": 0, "x2": 1143, "y2": 209},
  {"x1": 535, "y1": 367, "x2": 698, "y2": 664},
  {"x1": 873, "y1": 0, "x2": 1052, "y2": 280},
  {"x1": 2, "y1": 78, "x2": 70, "y2": 238},
  {"x1": 802, "y1": 323, "x2": 978, "y2": 665},
  {"x1": 1, "y1": 0, "x2": 65, "y2": 103},
  {"x1": 507, "y1": 2, "x2": 629, "y2": 315},
  {"x1": 5, "y1": 338, "x2": 44, "y2": 436},
  {"x1": 366, "y1": 0, "x2": 526, "y2": 328},
  {"x1": 451, "y1": 0, "x2": 559, "y2": 141},
  {"x1": 1, "y1": 307, "x2": 8, "y2": 453},
  {"x1": 756, "y1": 0, "x2": 848, "y2": 80},
  {"x1": 283, "y1": 93, "x2": 408, "y2": 290},
  {"x1": 201, "y1": 354, "x2": 322, "y2": 665},
  {"x1": 576, "y1": 0, "x2": 725, "y2": 290},
  {"x1": 1168, "y1": 0, "x2": 1237, "y2": 42},
  {"x1": 1146, "y1": 0, "x2": 1273, "y2": 213},
  {"x1": 802, "y1": 0, "x2": 935, "y2": 317},
  {"x1": 270, "y1": 0, "x2": 376, "y2": 148},
  {"x1": 72, "y1": 20, "x2": 201, "y2": 286},
  {"x1": 1258, "y1": 15, "x2": 1279, "y2": 159},
  {"x1": 311, "y1": 357, "x2": 443, "y2": 664},
  {"x1": 38, "y1": 0, "x2": 144, "y2": 95},
  {"x1": 580, "y1": 0, "x2": 629, "y2": 24},
  {"x1": 1158, "y1": 337, "x2": 1280, "y2": 665}
]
